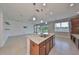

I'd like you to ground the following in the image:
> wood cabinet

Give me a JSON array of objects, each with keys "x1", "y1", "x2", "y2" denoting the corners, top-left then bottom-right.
[
  {"x1": 70, "y1": 15, "x2": 79, "y2": 50},
  {"x1": 30, "y1": 36, "x2": 54, "y2": 55},
  {"x1": 39, "y1": 42, "x2": 46, "y2": 55},
  {"x1": 71, "y1": 18, "x2": 79, "y2": 34},
  {"x1": 30, "y1": 40, "x2": 39, "y2": 55},
  {"x1": 70, "y1": 16, "x2": 79, "y2": 49},
  {"x1": 71, "y1": 34, "x2": 79, "y2": 49},
  {"x1": 45, "y1": 39, "x2": 50, "y2": 55},
  {"x1": 49, "y1": 36, "x2": 53, "y2": 50}
]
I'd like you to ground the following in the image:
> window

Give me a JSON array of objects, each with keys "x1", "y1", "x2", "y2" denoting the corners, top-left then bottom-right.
[
  {"x1": 55, "y1": 23, "x2": 61, "y2": 32},
  {"x1": 61, "y1": 22, "x2": 69, "y2": 27},
  {"x1": 55, "y1": 23, "x2": 61, "y2": 27},
  {"x1": 55, "y1": 22, "x2": 69, "y2": 32},
  {"x1": 34, "y1": 24, "x2": 48, "y2": 34}
]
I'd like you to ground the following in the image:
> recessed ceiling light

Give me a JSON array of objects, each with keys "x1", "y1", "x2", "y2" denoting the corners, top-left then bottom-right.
[
  {"x1": 45, "y1": 22, "x2": 47, "y2": 24},
  {"x1": 70, "y1": 3, "x2": 74, "y2": 7},
  {"x1": 40, "y1": 20, "x2": 43, "y2": 23},
  {"x1": 42, "y1": 3, "x2": 46, "y2": 6},
  {"x1": 33, "y1": 17, "x2": 36, "y2": 21}
]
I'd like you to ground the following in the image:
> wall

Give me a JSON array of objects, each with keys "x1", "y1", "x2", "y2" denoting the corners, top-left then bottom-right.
[
  {"x1": 55, "y1": 32, "x2": 70, "y2": 38},
  {"x1": 4, "y1": 20, "x2": 34, "y2": 37},
  {"x1": 48, "y1": 19, "x2": 71, "y2": 39},
  {"x1": 48, "y1": 22, "x2": 55, "y2": 33},
  {"x1": 0, "y1": 12, "x2": 34, "y2": 47},
  {"x1": 0, "y1": 18, "x2": 34, "y2": 47},
  {"x1": 0, "y1": 12, "x2": 7, "y2": 47},
  {"x1": 0, "y1": 12, "x2": 3, "y2": 47}
]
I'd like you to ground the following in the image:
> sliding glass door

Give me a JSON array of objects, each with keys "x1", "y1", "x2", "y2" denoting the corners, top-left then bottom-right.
[{"x1": 34, "y1": 24, "x2": 48, "y2": 34}]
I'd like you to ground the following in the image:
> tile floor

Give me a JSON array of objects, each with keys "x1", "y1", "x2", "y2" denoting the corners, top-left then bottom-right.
[
  {"x1": 49, "y1": 37, "x2": 79, "y2": 55},
  {"x1": 0, "y1": 35, "x2": 79, "y2": 55},
  {"x1": 0, "y1": 35, "x2": 27, "y2": 55}
]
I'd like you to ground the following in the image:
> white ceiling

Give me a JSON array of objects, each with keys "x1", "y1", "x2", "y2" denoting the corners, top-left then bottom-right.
[{"x1": 0, "y1": 3, "x2": 79, "y2": 24}]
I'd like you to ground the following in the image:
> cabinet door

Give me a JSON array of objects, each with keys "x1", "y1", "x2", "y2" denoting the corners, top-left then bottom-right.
[
  {"x1": 45, "y1": 40, "x2": 50, "y2": 55},
  {"x1": 39, "y1": 45, "x2": 46, "y2": 55},
  {"x1": 71, "y1": 19, "x2": 79, "y2": 34},
  {"x1": 39, "y1": 42, "x2": 46, "y2": 55},
  {"x1": 72, "y1": 19, "x2": 79, "y2": 27},
  {"x1": 49, "y1": 38, "x2": 53, "y2": 50},
  {"x1": 78, "y1": 40, "x2": 79, "y2": 49},
  {"x1": 30, "y1": 40, "x2": 39, "y2": 55}
]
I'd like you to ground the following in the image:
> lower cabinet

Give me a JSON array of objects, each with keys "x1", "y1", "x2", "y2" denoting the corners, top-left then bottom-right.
[
  {"x1": 30, "y1": 40, "x2": 39, "y2": 55},
  {"x1": 49, "y1": 37, "x2": 53, "y2": 50},
  {"x1": 45, "y1": 40, "x2": 50, "y2": 55},
  {"x1": 71, "y1": 35, "x2": 79, "y2": 49},
  {"x1": 39, "y1": 42, "x2": 46, "y2": 55},
  {"x1": 30, "y1": 36, "x2": 54, "y2": 55},
  {"x1": 78, "y1": 40, "x2": 79, "y2": 48}
]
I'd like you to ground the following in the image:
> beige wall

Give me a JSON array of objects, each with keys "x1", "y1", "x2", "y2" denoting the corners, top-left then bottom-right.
[
  {"x1": 48, "y1": 19, "x2": 71, "y2": 39},
  {"x1": 55, "y1": 32, "x2": 70, "y2": 39},
  {"x1": 48, "y1": 22, "x2": 55, "y2": 33},
  {"x1": 0, "y1": 11, "x2": 34, "y2": 47},
  {"x1": 4, "y1": 20, "x2": 34, "y2": 37},
  {"x1": 0, "y1": 12, "x2": 7, "y2": 47}
]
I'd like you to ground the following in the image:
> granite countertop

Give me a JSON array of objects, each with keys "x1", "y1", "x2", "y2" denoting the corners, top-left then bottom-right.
[
  {"x1": 72, "y1": 34, "x2": 79, "y2": 39},
  {"x1": 27, "y1": 33, "x2": 55, "y2": 44}
]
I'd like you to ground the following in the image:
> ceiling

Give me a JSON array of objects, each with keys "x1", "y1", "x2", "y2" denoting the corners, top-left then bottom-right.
[{"x1": 0, "y1": 3, "x2": 79, "y2": 24}]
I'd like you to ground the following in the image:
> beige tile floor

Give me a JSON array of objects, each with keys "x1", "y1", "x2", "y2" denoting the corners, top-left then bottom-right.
[
  {"x1": 0, "y1": 35, "x2": 79, "y2": 55},
  {"x1": 0, "y1": 35, "x2": 27, "y2": 55}
]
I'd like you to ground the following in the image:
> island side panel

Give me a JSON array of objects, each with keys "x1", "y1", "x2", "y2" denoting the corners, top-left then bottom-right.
[
  {"x1": 26, "y1": 38, "x2": 30, "y2": 55},
  {"x1": 30, "y1": 40, "x2": 39, "y2": 55}
]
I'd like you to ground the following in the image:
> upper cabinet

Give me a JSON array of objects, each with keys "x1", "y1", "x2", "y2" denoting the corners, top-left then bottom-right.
[{"x1": 71, "y1": 16, "x2": 79, "y2": 34}]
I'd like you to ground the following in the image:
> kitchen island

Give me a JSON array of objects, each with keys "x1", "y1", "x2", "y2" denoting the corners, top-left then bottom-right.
[{"x1": 26, "y1": 33, "x2": 55, "y2": 55}]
